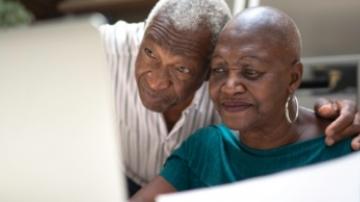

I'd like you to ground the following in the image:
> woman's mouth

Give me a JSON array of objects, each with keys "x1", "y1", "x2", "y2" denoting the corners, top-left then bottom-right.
[{"x1": 221, "y1": 101, "x2": 252, "y2": 112}]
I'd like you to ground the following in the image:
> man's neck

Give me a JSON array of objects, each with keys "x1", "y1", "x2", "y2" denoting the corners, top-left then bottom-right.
[{"x1": 163, "y1": 95, "x2": 194, "y2": 132}]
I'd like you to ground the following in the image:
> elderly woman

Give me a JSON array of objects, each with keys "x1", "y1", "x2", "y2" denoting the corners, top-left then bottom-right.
[{"x1": 131, "y1": 6, "x2": 357, "y2": 202}]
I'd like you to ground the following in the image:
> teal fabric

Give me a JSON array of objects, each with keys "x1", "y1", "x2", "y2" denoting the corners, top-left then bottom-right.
[{"x1": 160, "y1": 124, "x2": 354, "y2": 191}]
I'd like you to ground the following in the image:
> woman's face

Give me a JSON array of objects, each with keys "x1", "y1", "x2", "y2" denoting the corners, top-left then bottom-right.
[{"x1": 209, "y1": 25, "x2": 302, "y2": 133}]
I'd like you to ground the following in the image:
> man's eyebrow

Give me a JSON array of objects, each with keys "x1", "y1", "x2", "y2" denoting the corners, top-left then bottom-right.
[
  {"x1": 146, "y1": 35, "x2": 199, "y2": 62},
  {"x1": 146, "y1": 28, "x2": 206, "y2": 59},
  {"x1": 170, "y1": 46, "x2": 204, "y2": 58}
]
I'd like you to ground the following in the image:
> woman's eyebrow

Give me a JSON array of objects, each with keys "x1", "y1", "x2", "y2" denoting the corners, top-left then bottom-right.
[
  {"x1": 237, "y1": 54, "x2": 269, "y2": 64},
  {"x1": 210, "y1": 54, "x2": 222, "y2": 60}
]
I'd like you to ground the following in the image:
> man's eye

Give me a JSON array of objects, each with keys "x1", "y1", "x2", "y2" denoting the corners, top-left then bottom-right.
[
  {"x1": 144, "y1": 47, "x2": 156, "y2": 58},
  {"x1": 176, "y1": 66, "x2": 190, "y2": 74}
]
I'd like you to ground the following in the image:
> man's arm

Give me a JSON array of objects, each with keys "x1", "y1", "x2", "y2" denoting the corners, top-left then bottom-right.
[
  {"x1": 314, "y1": 98, "x2": 360, "y2": 150},
  {"x1": 130, "y1": 176, "x2": 176, "y2": 202}
]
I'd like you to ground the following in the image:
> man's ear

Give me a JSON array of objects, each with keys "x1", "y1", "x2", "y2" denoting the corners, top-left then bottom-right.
[{"x1": 289, "y1": 62, "x2": 303, "y2": 92}]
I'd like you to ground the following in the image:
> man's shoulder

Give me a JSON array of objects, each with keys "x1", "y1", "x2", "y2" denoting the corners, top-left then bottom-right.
[
  {"x1": 99, "y1": 20, "x2": 145, "y2": 54},
  {"x1": 100, "y1": 20, "x2": 145, "y2": 32},
  {"x1": 99, "y1": 20, "x2": 145, "y2": 42}
]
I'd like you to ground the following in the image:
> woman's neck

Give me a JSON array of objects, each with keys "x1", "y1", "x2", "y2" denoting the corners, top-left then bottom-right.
[
  {"x1": 239, "y1": 120, "x2": 299, "y2": 150},
  {"x1": 238, "y1": 107, "x2": 325, "y2": 150}
]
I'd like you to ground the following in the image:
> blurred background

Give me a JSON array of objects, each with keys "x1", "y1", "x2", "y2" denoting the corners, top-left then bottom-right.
[{"x1": 1, "y1": 0, "x2": 359, "y2": 107}]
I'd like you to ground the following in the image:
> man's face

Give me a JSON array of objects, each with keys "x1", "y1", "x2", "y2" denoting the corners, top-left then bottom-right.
[
  {"x1": 135, "y1": 16, "x2": 212, "y2": 113},
  {"x1": 209, "y1": 24, "x2": 300, "y2": 132}
]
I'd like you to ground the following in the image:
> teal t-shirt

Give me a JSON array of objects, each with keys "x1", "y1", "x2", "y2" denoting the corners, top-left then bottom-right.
[{"x1": 160, "y1": 124, "x2": 354, "y2": 191}]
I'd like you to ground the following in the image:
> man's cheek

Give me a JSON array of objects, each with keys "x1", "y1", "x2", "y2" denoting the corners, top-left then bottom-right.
[{"x1": 176, "y1": 85, "x2": 192, "y2": 100}]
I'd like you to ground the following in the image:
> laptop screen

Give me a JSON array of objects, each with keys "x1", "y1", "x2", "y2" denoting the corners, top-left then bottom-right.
[{"x1": 0, "y1": 15, "x2": 127, "y2": 202}]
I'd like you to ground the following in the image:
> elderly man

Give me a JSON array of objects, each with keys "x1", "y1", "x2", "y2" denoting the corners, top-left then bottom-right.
[{"x1": 100, "y1": 0, "x2": 360, "y2": 196}]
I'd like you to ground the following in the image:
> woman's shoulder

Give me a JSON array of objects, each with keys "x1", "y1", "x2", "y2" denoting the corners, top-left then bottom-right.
[
  {"x1": 188, "y1": 123, "x2": 231, "y2": 140},
  {"x1": 297, "y1": 107, "x2": 328, "y2": 140},
  {"x1": 179, "y1": 124, "x2": 236, "y2": 152}
]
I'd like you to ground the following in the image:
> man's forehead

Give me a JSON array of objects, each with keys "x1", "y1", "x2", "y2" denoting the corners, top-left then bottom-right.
[
  {"x1": 145, "y1": 19, "x2": 212, "y2": 60},
  {"x1": 145, "y1": 33, "x2": 203, "y2": 58},
  {"x1": 147, "y1": 15, "x2": 210, "y2": 37}
]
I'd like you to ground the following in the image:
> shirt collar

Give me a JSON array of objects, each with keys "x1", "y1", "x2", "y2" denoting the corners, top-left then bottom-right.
[{"x1": 184, "y1": 82, "x2": 209, "y2": 114}]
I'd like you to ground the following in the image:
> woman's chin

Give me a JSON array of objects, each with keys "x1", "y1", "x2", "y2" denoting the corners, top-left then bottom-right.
[
  {"x1": 223, "y1": 119, "x2": 250, "y2": 132},
  {"x1": 221, "y1": 112, "x2": 252, "y2": 131}
]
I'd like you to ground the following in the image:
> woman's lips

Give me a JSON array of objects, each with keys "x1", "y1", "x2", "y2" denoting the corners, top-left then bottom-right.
[{"x1": 221, "y1": 101, "x2": 252, "y2": 112}]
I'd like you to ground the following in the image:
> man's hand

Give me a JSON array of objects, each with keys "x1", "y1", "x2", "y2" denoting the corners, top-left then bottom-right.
[{"x1": 315, "y1": 98, "x2": 360, "y2": 150}]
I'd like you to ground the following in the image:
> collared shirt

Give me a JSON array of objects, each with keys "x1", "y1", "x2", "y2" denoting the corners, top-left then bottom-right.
[{"x1": 100, "y1": 21, "x2": 221, "y2": 185}]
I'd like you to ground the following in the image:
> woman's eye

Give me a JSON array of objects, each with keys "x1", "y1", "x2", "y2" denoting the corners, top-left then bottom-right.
[
  {"x1": 243, "y1": 69, "x2": 262, "y2": 79},
  {"x1": 144, "y1": 47, "x2": 155, "y2": 58},
  {"x1": 211, "y1": 67, "x2": 225, "y2": 74},
  {"x1": 176, "y1": 66, "x2": 190, "y2": 74}
]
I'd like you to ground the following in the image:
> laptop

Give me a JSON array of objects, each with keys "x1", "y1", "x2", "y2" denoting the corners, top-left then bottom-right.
[{"x1": 0, "y1": 15, "x2": 127, "y2": 202}]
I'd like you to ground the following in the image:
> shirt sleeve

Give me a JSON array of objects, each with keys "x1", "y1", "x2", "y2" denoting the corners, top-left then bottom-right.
[
  {"x1": 98, "y1": 21, "x2": 144, "y2": 121},
  {"x1": 98, "y1": 21, "x2": 144, "y2": 73},
  {"x1": 159, "y1": 131, "x2": 208, "y2": 191},
  {"x1": 160, "y1": 152, "x2": 192, "y2": 191}
]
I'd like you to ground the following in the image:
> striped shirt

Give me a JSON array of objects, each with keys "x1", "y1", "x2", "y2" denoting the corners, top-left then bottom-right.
[{"x1": 99, "y1": 21, "x2": 221, "y2": 185}]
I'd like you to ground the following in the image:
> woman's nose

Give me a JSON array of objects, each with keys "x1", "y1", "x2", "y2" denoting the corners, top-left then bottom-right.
[{"x1": 222, "y1": 74, "x2": 246, "y2": 95}]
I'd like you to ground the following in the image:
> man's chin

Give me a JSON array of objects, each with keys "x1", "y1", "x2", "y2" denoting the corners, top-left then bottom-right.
[
  {"x1": 141, "y1": 100, "x2": 169, "y2": 113},
  {"x1": 139, "y1": 91, "x2": 176, "y2": 112}
]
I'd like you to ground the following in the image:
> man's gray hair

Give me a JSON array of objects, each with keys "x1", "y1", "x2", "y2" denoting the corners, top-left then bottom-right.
[{"x1": 145, "y1": 0, "x2": 232, "y2": 46}]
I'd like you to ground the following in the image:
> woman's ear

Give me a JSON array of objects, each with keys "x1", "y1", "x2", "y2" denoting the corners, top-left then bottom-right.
[{"x1": 289, "y1": 62, "x2": 303, "y2": 92}]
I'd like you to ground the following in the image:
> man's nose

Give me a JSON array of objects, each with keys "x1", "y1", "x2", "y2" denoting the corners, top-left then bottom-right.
[{"x1": 146, "y1": 70, "x2": 171, "y2": 91}]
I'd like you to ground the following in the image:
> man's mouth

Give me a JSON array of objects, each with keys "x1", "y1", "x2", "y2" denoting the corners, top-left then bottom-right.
[
  {"x1": 221, "y1": 100, "x2": 252, "y2": 112},
  {"x1": 142, "y1": 85, "x2": 157, "y2": 97}
]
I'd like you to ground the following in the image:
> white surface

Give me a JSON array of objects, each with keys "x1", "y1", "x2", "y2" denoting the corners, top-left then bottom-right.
[
  {"x1": 157, "y1": 152, "x2": 360, "y2": 202},
  {"x1": 0, "y1": 16, "x2": 127, "y2": 202},
  {"x1": 259, "y1": 0, "x2": 360, "y2": 57}
]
